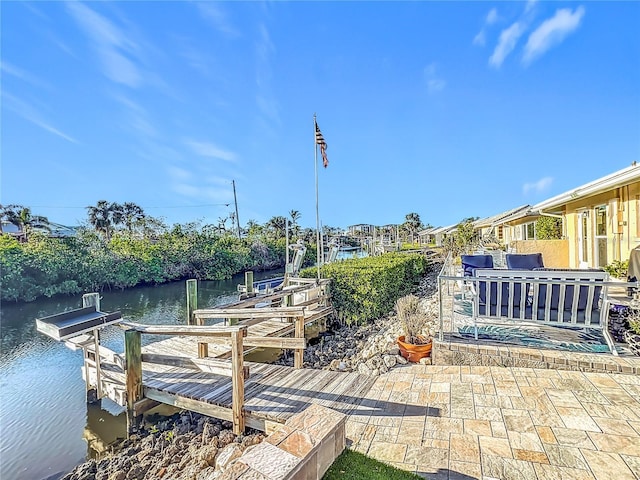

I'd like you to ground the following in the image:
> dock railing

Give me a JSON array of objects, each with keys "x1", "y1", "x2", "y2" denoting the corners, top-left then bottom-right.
[
  {"x1": 191, "y1": 306, "x2": 308, "y2": 367},
  {"x1": 123, "y1": 323, "x2": 249, "y2": 435}
]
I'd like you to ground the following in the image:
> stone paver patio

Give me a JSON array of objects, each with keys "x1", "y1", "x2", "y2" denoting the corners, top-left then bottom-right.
[{"x1": 345, "y1": 365, "x2": 640, "y2": 480}]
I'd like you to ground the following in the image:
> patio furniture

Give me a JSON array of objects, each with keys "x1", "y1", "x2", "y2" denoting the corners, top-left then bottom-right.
[
  {"x1": 506, "y1": 253, "x2": 544, "y2": 270},
  {"x1": 461, "y1": 255, "x2": 494, "y2": 276},
  {"x1": 471, "y1": 268, "x2": 615, "y2": 354}
]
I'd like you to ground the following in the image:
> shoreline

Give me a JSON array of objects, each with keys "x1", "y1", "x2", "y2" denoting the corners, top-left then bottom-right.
[{"x1": 60, "y1": 264, "x2": 442, "y2": 480}]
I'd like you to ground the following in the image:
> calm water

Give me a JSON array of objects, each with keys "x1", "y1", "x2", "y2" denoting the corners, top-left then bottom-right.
[{"x1": 0, "y1": 270, "x2": 282, "y2": 480}]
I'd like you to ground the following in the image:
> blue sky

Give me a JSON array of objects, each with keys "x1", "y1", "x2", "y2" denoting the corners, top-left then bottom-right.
[{"x1": 1, "y1": 1, "x2": 639, "y2": 230}]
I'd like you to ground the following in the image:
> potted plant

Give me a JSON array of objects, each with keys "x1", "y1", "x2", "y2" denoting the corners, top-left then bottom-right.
[
  {"x1": 624, "y1": 308, "x2": 640, "y2": 356},
  {"x1": 396, "y1": 294, "x2": 435, "y2": 362}
]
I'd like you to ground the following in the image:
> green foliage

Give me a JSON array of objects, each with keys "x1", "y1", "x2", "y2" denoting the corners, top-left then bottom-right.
[
  {"x1": 300, "y1": 253, "x2": 429, "y2": 324},
  {"x1": 535, "y1": 216, "x2": 562, "y2": 240},
  {"x1": 604, "y1": 260, "x2": 628, "y2": 279},
  {"x1": 323, "y1": 449, "x2": 421, "y2": 480},
  {"x1": 0, "y1": 228, "x2": 288, "y2": 302},
  {"x1": 443, "y1": 220, "x2": 477, "y2": 257}
]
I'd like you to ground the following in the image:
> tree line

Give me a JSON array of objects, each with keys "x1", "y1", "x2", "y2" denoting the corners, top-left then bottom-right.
[{"x1": 0, "y1": 201, "x2": 319, "y2": 302}]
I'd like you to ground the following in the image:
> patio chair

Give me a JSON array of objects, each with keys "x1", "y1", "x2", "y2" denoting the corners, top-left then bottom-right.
[
  {"x1": 461, "y1": 255, "x2": 494, "y2": 276},
  {"x1": 506, "y1": 253, "x2": 544, "y2": 270}
]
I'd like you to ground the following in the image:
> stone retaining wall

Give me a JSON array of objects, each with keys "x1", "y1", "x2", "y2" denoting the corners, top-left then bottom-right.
[
  {"x1": 432, "y1": 339, "x2": 640, "y2": 375},
  {"x1": 217, "y1": 404, "x2": 346, "y2": 480}
]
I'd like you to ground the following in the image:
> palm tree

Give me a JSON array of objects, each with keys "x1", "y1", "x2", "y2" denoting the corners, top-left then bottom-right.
[
  {"x1": 121, "y1": 202, "x2": 146, "y2": 234},
  {"x1": 402, "y1": 212, "x2": 423, "y2": 244},
  {"x1": 2, "y1": 206, "x2": 49, "y2": 241},
  {"x1": 266, "y1": 216, "x2": 287, "y2": 239},
  {"x1": 87, "y1": 200, "x2": 121, "y2": 241},
  {"x1": 289, "y1": 210, "x2": 301, "y2": 237}
]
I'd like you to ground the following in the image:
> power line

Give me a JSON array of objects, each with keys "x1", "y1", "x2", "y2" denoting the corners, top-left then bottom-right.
[{"x1": 27, "y1": 203, "x2": 231, "y2": 209}]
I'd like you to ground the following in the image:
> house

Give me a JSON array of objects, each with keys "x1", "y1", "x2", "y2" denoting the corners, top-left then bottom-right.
[
  {"x1": 473, "y1": 205, "x2": 530, "y2": 245},
  {"x1": 417, "y1": 226, "x2": 439, "y2": 245},
  {"x1": 504, "y1": 163, "x2": 640, "y2": 269},
  {"x1": 430, "y1": 224, "x2": 457, "y2": 247},
  {"x1": 347, "y1": 224, "x2": 375, "y2": 236}
]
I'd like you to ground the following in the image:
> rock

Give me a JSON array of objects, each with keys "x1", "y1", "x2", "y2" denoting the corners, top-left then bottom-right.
[
  {"x1": 382, "y1": 355, "x2": 397, "y2": 368},
  {"x1": 389, "y1": 346, "x2": 400, "y2": 356},
  {"x1": 179, "y1": 460, "x2": 209, "y2": 480},
  {"x1": 329, "y1": 359, "x2": 341, "y2": 370},
  {"x1": 396, "y1": 354, "x2": 408, "y2": 365},
  {"x1": 357, "y1": 363, "x2": 371, "y2": 375},
  {"x1": 217, "y1": 430, "x2": 236, "y2": 448},
  {"x1": 196, "y1": 467, "x2": 217, "y2": 480},
  {"x1": 107, "y1": 472, "x2": 125, "y2": 480},
  {"x1": 214, "y1": 444, "x2": 243, "y2": 471},
  {"x1": 419, "y1": 357, "x2": 432, "y2": 365},
  {"x1": 198, "y1": 445, "x2": 219, "y2": 467}
]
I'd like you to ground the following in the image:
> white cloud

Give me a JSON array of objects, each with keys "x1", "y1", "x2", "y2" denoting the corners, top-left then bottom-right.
[
  {"x1": 486, "y1": 8, "x2": 499, "y2": 24},
  {"x1": 473, "y1": 8, "x2": 499, "y2": 46},
  {"x1": 66, "y1": 3, "x2": 142, "y2": 88},
  {"x1": 196, "y1": 3, "x2": 239, "y2": 37},
  {"x1": 0, "y1": 61, "x2": 51, "y2": 89},
  {"x1": 523, "y1": 6, "x2": 585, "y2": 65},
  {"x1": 424, "y1": 63, "x2": 446, "y2": 94},
  {"x1": 112, "y1": 94, "x2": 156, "y2": 137},
  {"x1": 184, "y1": 140, "x2": 237, "y2": 162},
  {"x1": 473, "y1": 31, "x2": 486, "y2": 47},
  {"x1": 525, "y1": 0, "x2": 538, "y2": 14},
  {"x1": 167, "y1": 166, "x2": 192, "y2": 181},
  {"x1": 2, "y1": 92, "x2": 78, "y2": 143},
  {"x1": 489, "y1": 22, "x2": 526, "y2": 68},
  {"x1": 523, "y1": 176, "x2": 553, "y2": 194}
]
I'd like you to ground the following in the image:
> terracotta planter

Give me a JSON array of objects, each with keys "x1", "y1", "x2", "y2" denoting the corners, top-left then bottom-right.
[{"x1": 397, "y1": 335, "x2": 432, "y2": 363}]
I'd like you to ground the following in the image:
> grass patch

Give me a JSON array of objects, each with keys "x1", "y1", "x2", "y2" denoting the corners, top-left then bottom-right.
[{"x1": 323, "y1": 449, "x2": 421, "y2": 479}]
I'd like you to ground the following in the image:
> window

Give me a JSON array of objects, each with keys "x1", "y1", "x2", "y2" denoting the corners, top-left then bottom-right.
[{"x1": 525, "y1": 222, "x2": 536, "y2": 240}]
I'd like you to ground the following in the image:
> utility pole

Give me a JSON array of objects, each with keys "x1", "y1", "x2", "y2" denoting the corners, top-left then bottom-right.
[{"x1": 232, "y1": 180, "x2": 241, "y2": 239}]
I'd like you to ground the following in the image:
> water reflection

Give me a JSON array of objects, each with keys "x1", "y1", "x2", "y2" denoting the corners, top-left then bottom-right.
[{"x1": 0, "y1": 270, "x2": 282, "y2": 480}]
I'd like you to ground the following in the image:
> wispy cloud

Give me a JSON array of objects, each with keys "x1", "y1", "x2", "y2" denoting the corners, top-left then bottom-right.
[
  {"x1": 255, "y1": 23, "x2": 279, "y2": 123},
  {"x1": 523, "y1": 6, "x2": 585, "y2": 65},
  {"x1": 473, "y1": 8, "x2": 499, "y2": 46},
  {"x1": 523, "y1": 176, "x2": 553, "y2": 194},
  {"x1": 168, "y1": 166, "x2": 234, "y2": 204},
  {"x1": 2, "y1": 92, "x2": 78, "y2": 143},
  {"x1": 424, "y1": 63, "x2": 446, "y2": 94},
  {"x1": 111, "y1": 94, "x2": 156, "y2": 137},
  {"x1": 66, "y1": 2, "x2": 142, "y2": 88},
  {"x1": 184, "y1": 139, "x2": 237, "y2": 162},
  {"x1": 196, "y1": 3, "x2": 239, "y2": 37},
  {"x1": 0, "y1": 61, "x2": 51, "y2": 90},
  {"x1": 525, "y1": 0, "x2": 538, "y2": 14},
  {"x1": 489, "y1": 22, "x2": 526, "y2": 68}
]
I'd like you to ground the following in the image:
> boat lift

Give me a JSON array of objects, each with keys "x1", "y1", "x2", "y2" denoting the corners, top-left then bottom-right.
[{"x1": 35, "y1": 293, "x2": 122, "y2": 402}]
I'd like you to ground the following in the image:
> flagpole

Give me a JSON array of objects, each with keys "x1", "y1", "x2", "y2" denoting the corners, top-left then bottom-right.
[{"x1": 314, "y1": 113, "x2": 321, "y2": 280}]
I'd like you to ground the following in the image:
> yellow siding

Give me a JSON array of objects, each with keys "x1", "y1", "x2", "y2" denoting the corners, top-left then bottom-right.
[
  {"x1": 561, "y1": 181, "x2": 640, "y2": 268},
  {"x1": 511, "y1": 240, "x2": 569, "y2": 268}
]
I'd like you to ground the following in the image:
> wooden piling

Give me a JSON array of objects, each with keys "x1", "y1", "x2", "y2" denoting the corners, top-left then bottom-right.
[
  {"x1": 186, "y1": 279, "x2": 198, "y2": 325},
  {"x1": 294, "y1": 315, "x2": 305, "y2": 369},
  {"x1": 125, "y1": 329, "x2": 143, "y2": 434},
  {"x1": 245, "y1": 271, "x2": 254, "y2": 294},
  {"x1": 230, "y1": 330, "x2": 245, "y2": 434}
]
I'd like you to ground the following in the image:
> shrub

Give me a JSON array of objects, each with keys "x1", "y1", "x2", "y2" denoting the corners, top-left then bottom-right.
[
  {"x1": 300, "y1": 253, "x2": 429, "y2": 324},
  {"x1": 396, "y1": 294, "x2": 435, "y2": 344},
  {"x1": 604, "y1": 260, "x2": 629, "y2": 279}
]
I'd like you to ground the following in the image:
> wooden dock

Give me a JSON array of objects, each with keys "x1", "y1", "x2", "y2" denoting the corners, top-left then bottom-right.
[
  {"x1": 72, "y1": 277, "x2": 377, "y2": 435},
  {"x1": 86, "y1": 354, "x2": 375, "y2": 434}
]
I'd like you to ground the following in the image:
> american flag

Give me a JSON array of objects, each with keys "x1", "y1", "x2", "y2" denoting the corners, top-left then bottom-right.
[{"x1": 315, "y1": 122, "x2": 329, "y2": 168}]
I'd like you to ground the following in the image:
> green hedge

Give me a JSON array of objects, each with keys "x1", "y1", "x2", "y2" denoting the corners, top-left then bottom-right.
[
  {"x1": 300, "y1": 253, "x2": 429, "y2": 324},
  {"x1": 0, "y1": 232, "x2": 290, "y2": 302}
]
